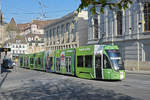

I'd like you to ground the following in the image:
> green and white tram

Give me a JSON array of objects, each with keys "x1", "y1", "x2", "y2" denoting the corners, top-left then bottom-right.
[
  {"x1": 75, "y1": 45, "x2": 125, "y2": 80},
  {"x1": 19, "y1": 45, "x2": 125, "y2": 80}
]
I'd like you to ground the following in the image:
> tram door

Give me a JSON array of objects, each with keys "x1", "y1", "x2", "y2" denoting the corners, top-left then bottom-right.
[
  {"x1": 66, "y1": 57, "x2": 71, "y2": 73},
  {"x1": 45, "y1": 55, "x2": 50, "y2": 71},
  {"x1": 56, "y1": 58, "x2": 60, "y2": 72},
  {"x1": 95, "y1": 54, "x2": 102, "y2": 79},
  {"x1": 49, "y1": 57, "x2": 53, "y2": 71},
  {"x1": 45, "y1": 55, "x2": 50, "y2": 72}
]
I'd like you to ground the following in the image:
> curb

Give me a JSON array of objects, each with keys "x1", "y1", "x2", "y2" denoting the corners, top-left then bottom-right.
[{"x1": 126, "y1": 71, "x2": 150, "y2": 75}]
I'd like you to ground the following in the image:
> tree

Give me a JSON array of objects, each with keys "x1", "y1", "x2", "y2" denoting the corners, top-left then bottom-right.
[{"x1": 77, "y1": 0, "x2": 132, "y2": 14}]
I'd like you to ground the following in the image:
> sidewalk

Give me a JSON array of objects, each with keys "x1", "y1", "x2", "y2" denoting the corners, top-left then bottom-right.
[{"x1": 126, "y1": 70, "x2": 150, "y2": 75}]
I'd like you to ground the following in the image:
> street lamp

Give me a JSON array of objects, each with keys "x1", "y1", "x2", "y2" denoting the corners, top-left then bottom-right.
[{"x1": 137, "y1": 22, "x2": 142, "y2": 71}]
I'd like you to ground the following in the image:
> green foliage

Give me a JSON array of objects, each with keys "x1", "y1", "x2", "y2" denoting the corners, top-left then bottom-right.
[
  {"x1": 16, "y1": 35, "x2": 24, "y2": 40},
  {"x1": 77, "y1": 0, "x2": 132, "y2": 14}
]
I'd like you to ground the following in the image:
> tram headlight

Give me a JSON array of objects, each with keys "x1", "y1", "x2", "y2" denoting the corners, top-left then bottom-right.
[{"x1": 114, "y1": 66, "x2": 119, "y2": 71}]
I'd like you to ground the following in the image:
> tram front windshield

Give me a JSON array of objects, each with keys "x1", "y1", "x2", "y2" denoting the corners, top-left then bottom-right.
[{"x1": 106, "y1": 50, "x2": 124, "y2": 71}]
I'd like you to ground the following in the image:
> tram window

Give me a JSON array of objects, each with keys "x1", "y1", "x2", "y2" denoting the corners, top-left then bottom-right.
[
  {"x1": 66, "y1": 57, "x2": 68, "y2": 71},
  {"x1": 38, "y1": 58, "x2": 41, "y2": 65},
  {"x1": 49, "y1": 57, "x2": 53, "y2": 67},
  {"x1": 68, "y1": 57, "x2": 71, "y2": 71},
  {"x1": 66, "y1": 57, "x2": 71, "y2": 72},
  {"x1": 24, "y1": 58, "x2": 26, "y2": 66},
  {"x1": 30, "y1": 58, "x2": 34, "y2": 64},
  {"x1": 77, "y1": 56, "x2": 83, "y2": 67},
  {"x1": 103, "y1": 55, "x2": 111, "y2": 69},
  {"x1": 95, "y1": 55, "x2": 101, "y2": 68},
  {"x1": 45, "y1": 56, "x2": 47, "y2": 67},
  {"x1": 85, "y1": 55, "x2": 92, "y2": 68},
  {"x1": 41, "y1": 58, "x2": 43, "y2": 66},
  {"x1": 20, "y1": 58, "x2": 23, "y2": 66},
  {"x1": 27, "y1": 59, "x2": 29, "y2": 66},
  {"x1": 35, "y1": 59, "x2": 38, "y2": 65},
  {"x1": 56, "y1": 58, "x2": 60, "y2": 71}
]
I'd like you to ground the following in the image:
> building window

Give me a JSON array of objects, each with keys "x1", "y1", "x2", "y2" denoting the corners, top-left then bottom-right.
[
  {"x1": 35, "y1": 43, "x2": 38, "y2": 46},
  {"x1": 61, "y1": 25, "x2": 65, "y2": 43},
  {"x1": 53, "y1": 28, "x2": 56, "y2": 45},
  {"x1": 57, "y1": 26, "x2": 60, "y2": 39},
  {"x1": 100, "y1": 14, "x2": 105, "y2": 37},
  {"x1": 117, "y1": 10, "x2": 123, "y2": 35},
  {"x1": 93, "y1": 15, "x2": 98, "y2": 39},
  {"x1": 72, "y1": 21, "x2": 77, "y2": 42},
  {"x1": 35, "y1": 38, "x2": 38, "y2": 41},
  {"x1": 144, "y1": 3, "x2": 150, "y2": 31},
  {"x1": 53, "y1": 28, "x2": 56, "y2": 38},
  {"x1": 49, "y1": 29, "x2": 52, "y2": 39},
  {"x1": 46, "y1": 31, "x2": 49, "y2": 38},
  {"x1": 66, "y1": 23, "x2": 70, "y2": 42},
  {"x1": 29, "y1": 43, "x2": 32, "y2": 46}
]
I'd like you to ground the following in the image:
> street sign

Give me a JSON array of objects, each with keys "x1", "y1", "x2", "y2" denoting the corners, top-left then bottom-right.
[{"x1": 0, "y1": 48, "x2": 11, "y2": 52}]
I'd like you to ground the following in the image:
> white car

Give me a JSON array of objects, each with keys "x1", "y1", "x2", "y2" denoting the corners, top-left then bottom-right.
[{"x1": 12, "y1": 62, "x2": 16, "y2": 66}]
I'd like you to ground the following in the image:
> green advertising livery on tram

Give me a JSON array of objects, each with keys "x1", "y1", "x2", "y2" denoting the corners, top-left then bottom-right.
[{"x1": 19, "y1": 45, "x2": 125, "y2": 80}]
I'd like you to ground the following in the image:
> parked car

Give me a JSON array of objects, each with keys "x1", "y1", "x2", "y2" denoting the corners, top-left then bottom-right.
[
  {"x1": 2, "y1": 59, "x2": 14, "y2": 69},
  {"x1": 12, "y1": 61, "x2": 16, "y2": 66}
]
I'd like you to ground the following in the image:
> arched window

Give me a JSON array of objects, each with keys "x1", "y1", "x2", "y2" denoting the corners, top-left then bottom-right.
[
  {"x1": 144, "y1": 3, "x2": 150, "y2": 31},
  {"x1": 117, "y1": 10, "x2": 123, "y2": 35}
]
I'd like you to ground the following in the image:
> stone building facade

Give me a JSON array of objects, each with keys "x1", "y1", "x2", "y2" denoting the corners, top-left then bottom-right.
[
  {"x1": 88, "y1": 0, "x2": 150, "y2": 70},
  {"x1": 0, "y1": 10, "x2": 6, "y2": 47},
  {"x1": 0, "y1": 24, "x2": 6, "y2": 47},
  {"x1": 44, "y1": 11, "x2": 88, "y2": 50},
  {"x1": 25, "y1": 34, "x2": 45, "y2": 54},
  {"x1": 17, "y1": 20, "x2": 56, "y2": 36}
]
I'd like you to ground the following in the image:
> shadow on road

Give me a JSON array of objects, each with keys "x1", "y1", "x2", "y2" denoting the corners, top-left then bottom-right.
[
  {"x1": 0, "y1": 68, "x2": 11, "y2": 88},
  {"x1": 0, "y1": 78, "x2": 140, "y2": 100}
]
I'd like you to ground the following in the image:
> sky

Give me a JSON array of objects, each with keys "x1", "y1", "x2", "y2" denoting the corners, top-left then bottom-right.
[{"x1": 1, "y1": 0, "x2": 81, "y2": 24}]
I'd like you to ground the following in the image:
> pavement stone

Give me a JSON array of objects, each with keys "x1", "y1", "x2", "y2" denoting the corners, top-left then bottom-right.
[
  {"x1": 0, "y1": 73, "x2": 7, "y2": 87},
  {"x1": 0, "y1": 67, "x2": 10, "y2": 88}
]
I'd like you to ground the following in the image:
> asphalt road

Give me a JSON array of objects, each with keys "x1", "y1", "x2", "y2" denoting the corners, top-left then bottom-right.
[{"x1": 0, "y1": 67, "x2": 150, "y2": 100}]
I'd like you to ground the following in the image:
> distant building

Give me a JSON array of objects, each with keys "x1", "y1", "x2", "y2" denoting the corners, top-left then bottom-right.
[
  {"x1": 25, "y1": 34, "x2": 45, "y2": 53},
  {"x1": 0, "y1": 10, "x2": 7, "y2": 47},
  {"x1": 88, "y1": 0, "x2": 150, "y2": 70},
  {"x1": 0, "y1": 10, "x2": 3, "y2": 24},
  {"x1": 17, "y1": 20, "x2": 56, "y2": 36},
  {"x1": 5, "y1": 17, "x2": 18, "y2": 41},
  {"x1": 0, "y1": 24, "x2": 6, "y2": 47},
  {"x1": 4, "y1": 37, "x2": 27, "y2": 60},
  {"x1": 17, "y1": 23, "x2": 31, "y2": 35},
  {"x1": 44, "y1": 11, "x2": 88, "y2": 50}
]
